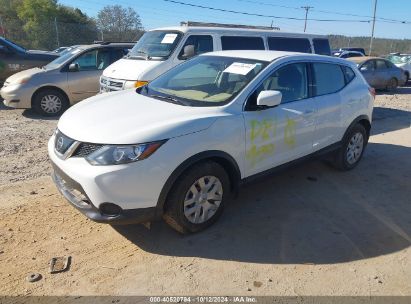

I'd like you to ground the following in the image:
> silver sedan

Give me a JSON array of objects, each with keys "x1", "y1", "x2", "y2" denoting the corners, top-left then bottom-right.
[{"x1": 348, "y1": 56, "x2": 407, "y2": 90}]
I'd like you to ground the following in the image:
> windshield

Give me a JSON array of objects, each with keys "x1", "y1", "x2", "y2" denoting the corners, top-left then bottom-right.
[
  {"x1": 141, "y1": 55, "x2": 268, "y2": 106},
  {"x1": 2, "y1": 37, "x2": 26, "y2": 52},
  {"x1": 128, "y1": 31, "x2": 182, "y2": 60},
  {"x1": 45, "y1": 47, "x2": 83, "y2": 69},
  {"x1": 387, "y1": 55, "x2": 411, "y2": 65}
]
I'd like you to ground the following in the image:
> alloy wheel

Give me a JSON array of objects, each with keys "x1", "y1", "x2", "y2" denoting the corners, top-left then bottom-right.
[
  {"x1": 346, "y1": 132, "x2": 364, "y2": 165},
  {"x1": 40, "y1": 94, "x2": 62, "y2": 114}
]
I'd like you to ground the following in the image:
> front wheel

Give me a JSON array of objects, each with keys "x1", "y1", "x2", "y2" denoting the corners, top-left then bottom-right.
[
  {"x1": 32, "y1": 89, "x2": 69, "y2": 116},
  {"x1": 163, "y1": 161, "x2": 230, "y2": 234},
  {"x1": 333, "y1": 124, "x2": 367, "y2": 171}
]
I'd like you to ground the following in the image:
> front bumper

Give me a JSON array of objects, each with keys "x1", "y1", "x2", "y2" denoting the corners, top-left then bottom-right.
[
  {"x1": 0, "y1": 83, "x2": 33, "y2": 108},
  {"x1": 51, "y1": 163, "x2": 157, "y2": 224}
]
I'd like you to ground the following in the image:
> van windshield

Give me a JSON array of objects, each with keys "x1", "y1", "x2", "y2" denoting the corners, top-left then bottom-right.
[
  {"x1": 127, "y1": 31, "x2": 182, "y2": 60},
  {"x1": 140, "y1": 55, "x2": 268, "y2": 107}
]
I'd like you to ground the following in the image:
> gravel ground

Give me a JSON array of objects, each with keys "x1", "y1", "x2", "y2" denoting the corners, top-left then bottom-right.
[{"x1": 0, "y1": 87, "x2": 410, "y2": 296}]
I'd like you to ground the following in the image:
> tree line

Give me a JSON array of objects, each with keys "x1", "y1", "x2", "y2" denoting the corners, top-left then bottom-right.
[{"x1": 0, "y1": 0, "x2": 144, "y2": 50}]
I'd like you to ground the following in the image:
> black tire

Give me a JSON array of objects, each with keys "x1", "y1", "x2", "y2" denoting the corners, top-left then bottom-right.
[
  {"x1": 333, "y1": 124, "x2": 368, "y2": 171},
  {"x1": 386, "y1": 78, "x2": 398, "y2": 91},
  {"x1": 163, "y1": 161, "x2": 230, "y2": 234},
  {"x1": 32, "y1": 89, "x2": 69, "y2": 117}
]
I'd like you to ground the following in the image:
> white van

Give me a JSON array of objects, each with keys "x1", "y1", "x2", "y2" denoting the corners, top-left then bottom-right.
[{"x1": 100, "y1": 21, "x2": 331, "y2": 92}]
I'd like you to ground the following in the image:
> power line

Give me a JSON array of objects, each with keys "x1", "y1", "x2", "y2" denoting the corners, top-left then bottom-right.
[
  {"x1": 301, "y1": 6, "x2": 313, "y2": 32},
  {"x1": 163, "y1": 0, "x2": 371, "y2": 23},
  {"x1": 234, "y1": 0, "x2": 411, "y2": 24}
]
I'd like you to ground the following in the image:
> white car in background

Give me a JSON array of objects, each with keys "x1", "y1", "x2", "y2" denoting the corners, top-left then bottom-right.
[
  {"x1": 386, "y1": 53, "x2": 411, "y2": 82},
  {"x1": 49, "y1": 51, "x2": 374, "y2": 234}
]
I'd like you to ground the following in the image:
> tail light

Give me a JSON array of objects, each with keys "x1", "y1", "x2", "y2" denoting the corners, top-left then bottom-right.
[{"x1": 369, "y1": 87, "x2": 376, "y2": 99}]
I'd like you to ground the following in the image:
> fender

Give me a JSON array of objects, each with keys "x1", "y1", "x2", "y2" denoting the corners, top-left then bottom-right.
[
  {"x1": 343, "y1": 114, "x2": 371, "y2": 141},
  {"x1": 155, "y1": 150, "x2": 241, "y2": 217}
]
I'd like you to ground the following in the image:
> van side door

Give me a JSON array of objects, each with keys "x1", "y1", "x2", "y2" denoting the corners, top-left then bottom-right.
[
  {"x1": 267, "y1": 37, "x2": 312, "y2": 54},
  {"x1": 243, "y1": 62, "x2": 316, "y2": 176}
]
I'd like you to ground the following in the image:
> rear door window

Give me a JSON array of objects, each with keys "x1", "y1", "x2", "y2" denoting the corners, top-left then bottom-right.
[
  {"x1": 178, "y1": 35, "x2": 213, "y2": 59},
  {"x1": 268, "y1": 37, "x2": 312, "y2": 53},
  {"x1": 313, "y1": 38, "x2": 331, "y2": 55},
  {"x1": 312, "y1": 63, "x2": 346, "y2": 96},
  {"x1": 221, "y1": 36, "x2": 265, "y2": 50},
  {"x1": 376, "y1": 60, "x2": 388, "y2": 70}
]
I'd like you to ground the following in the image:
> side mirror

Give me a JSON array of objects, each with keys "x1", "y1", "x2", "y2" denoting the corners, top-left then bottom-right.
[
  {"x1": 257, "y1": 90, "x2": 282, "y2": 108},
  {"x1": 68, "y1": 63, "x2": 79, "y2": 72},
  {"x1": 181, "y1": 45, "x2": 195, "y2": 60}
]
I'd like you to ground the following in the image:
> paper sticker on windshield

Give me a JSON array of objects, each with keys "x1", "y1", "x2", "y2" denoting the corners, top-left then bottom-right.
[
  {"x1": 161, "y1": 33, "x2": 178, "y2": 44},
  {"x1": 223, "y1": 62, "x2": 256, "y2": 75}
]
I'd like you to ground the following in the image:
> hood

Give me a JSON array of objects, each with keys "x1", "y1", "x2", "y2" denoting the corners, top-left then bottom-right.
[
  {"x1": 5, "y1": 68, "x2": 43, "y2": 84},
  {"x1": 58, "y1": 90, "x2": 224, "y2": 144},
  {"x1": 102, "y1": 58, "x2": 162, "y2": 80},
  {"x1": 26, "y1": 50, "x2": 59, "y2": 60}
]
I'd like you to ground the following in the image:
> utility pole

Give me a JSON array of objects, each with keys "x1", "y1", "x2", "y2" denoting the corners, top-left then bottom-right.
[
  {"x1": 54, "y1": 17, "x2": 60, "y2": 47},
  {"x1": 369, "y1": 0, "x2": 377, "y2": 56},
  {"x1": 301, "y1": 6, "x2": 313, "y2": 32}
]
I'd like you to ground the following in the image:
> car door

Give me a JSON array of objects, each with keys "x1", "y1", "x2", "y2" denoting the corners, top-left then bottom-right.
[
  {"x1": 67, "y1": 48, "x2": 111, "y2": 102},
  {"x1": 311, "y1": 62, "x2": 346, "y2": 150},
  {"x1": 243, "y1": 62, "x2": 316, "y2": 176},
  {"x1": 375, "y1": 59, "x2": 391, "y2": 87},
  {"x1": 359, "y1": 60, "x2": 378, "y2": 88}
]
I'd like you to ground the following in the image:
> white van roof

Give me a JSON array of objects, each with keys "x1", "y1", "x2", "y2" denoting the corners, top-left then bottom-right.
[{"x1": 152, "y1": 21, "x2": 327, "y2": 38}]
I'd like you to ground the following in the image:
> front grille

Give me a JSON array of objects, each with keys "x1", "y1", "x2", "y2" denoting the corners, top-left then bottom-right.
[
  {"x1": 72, "y1": 143, "x2": 104, "y2": 157},
  {"x1": 54, "y1": 130, "x2": 75, "y2": 155},
  {"x1": 109, "y1": 80, "x2": 123, "y2": 88}
]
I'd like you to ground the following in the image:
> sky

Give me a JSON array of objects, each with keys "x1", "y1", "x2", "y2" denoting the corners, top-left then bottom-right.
[{"x1": 59, "y1": 0, "x2": 411, "y2": 39}]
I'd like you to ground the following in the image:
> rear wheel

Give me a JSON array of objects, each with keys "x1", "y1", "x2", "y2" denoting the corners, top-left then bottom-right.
[
  {"x1": 33, "y1": 89, "x2": 69, "y2": 116},
  {"x1": 386, "y1": 78, "x2": 398, "y2": 91},
  {"x1": 163, "y1": 161, "x2": 230, "y2": 234},
  {"x1": 333, "y1": 124, "x2": 367, "y2": 171}
]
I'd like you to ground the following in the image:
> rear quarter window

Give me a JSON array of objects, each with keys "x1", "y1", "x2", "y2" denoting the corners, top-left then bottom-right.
[
  {"x1": 221, "y1": 36, "x2": 265, "y2": 50},
  {"x1": 313, "y1": 38, "x2": 331, "y2": 56},
  {"x1": 268, "y1": 37, "x2": 312, "y2": 53},
  {"x1": 341, "y1": 66, "x2": 356, "y2": 84},
  {"x1": 313, "y1": 63, "x2": 346, "y2": 96}
]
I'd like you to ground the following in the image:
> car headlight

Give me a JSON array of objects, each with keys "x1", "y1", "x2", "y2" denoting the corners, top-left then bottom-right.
[
  {"x1": 12, "y1": 76, "x2": 31, "y2": 85},
  {"x1": 85, "y1": 140, "x2": 166, "y2": 165},
  {"x1": 124, "y1": 80, "x2": 148, "y2": 89}
]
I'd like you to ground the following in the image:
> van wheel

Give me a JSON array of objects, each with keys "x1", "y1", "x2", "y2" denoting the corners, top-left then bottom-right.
[
  {"x1": 386, "y1": 78, "x2": 398, "y2": 91},
  {"x1": 33, "y1": 89, "x2": 69, "y2": 116},
  {"x1": 333, "y1": 124, "x2": 367, "y2": 171},
  {"x1": 163, "y1": 161, "x2": 230, "y2": 234}
]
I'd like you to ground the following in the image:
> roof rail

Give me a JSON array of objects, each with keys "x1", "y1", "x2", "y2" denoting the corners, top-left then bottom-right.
[
  {"x1": 93, "y1": 41, "x2": 136, "y2": 45},
  {"x1": 180, "y1": 21, "x2": 280, "y2": 31}
]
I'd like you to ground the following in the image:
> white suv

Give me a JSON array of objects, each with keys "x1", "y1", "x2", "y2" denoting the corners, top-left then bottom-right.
[{"x1": 49, "y1": 51, "x2": 374, "y2": 233}]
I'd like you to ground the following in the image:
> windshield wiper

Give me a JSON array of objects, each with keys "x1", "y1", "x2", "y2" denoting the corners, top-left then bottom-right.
[{"x1": 149, "y1": 94, "x2": 184, "y2": 105}]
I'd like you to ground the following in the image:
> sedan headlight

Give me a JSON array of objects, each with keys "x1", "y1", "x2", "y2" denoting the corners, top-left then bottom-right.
[{"x1": 86, "y1": 140, "x2": 166, "y2": 165}]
